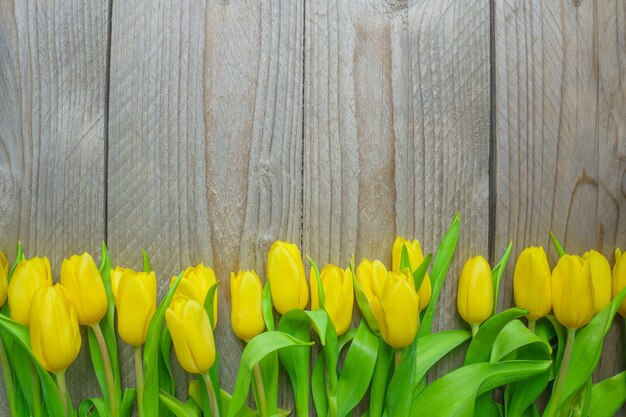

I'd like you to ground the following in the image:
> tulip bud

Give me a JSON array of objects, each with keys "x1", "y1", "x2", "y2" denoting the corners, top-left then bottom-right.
[
  {"x1": 8, "y1": 257, "x2": 53, "y2": 326},
  {"x1": 267, "y1": 241, "x2": 308, "y2": 314},
  {"x1": 369, "y1": 271, "x2": 419, "y2": 349},
  {"x1": 612, "y1": 249, "x2": 626, "y2": 317},
  {"x1": 311, "y1": 265, "x2": 354, "y2": 335},
  {"x1": 111, "y1": 267, "x2": 157, "y2": 347},
  {"x1": 552, "y1": 255, "x2": 594, "y2": 329},
  {"x1": 30, "y1": 285, "x2": 81, "y2": 372},
  {"x1": 513, "y1": 247, "x2": 551, "y2": 320},
  {"x1": 0, "y1": 251, "x2": 8, "y2": 307},
  {"x1": 356, "y1": 259, "x2": 387, "y2": 305},
  {"x1": 457, "y1": 256, "x2": 493, "y2": 326},
  {"x1": 171, "y1": 263, "x2": 218, "y2": 327},
  {"x1": 392, "y1": 237, "x2": 432, "y2": 311},
  {"x1": 166, "y1": 297, "x2": 216, "y2": 374},
  {"x1": 60, "y1": 252, "x2": 107, "y2": 326},
  {"x1": 230, "y1": 271, "x2": 265, "y2": 341},
  {"x1": 583, "y1": 250, "x2": 611, "y2": 314}
]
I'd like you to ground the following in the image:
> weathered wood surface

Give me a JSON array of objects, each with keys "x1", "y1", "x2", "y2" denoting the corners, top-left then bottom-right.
[
  {"x1": 494, "y1": 0, "x2": 626, "y2": 389},
  {"x1": 0, "y1": 0, "x2": 624, "y2": 415},
  {"x1": 0, "y1": 0, "x2": 109, "y2": 409}
]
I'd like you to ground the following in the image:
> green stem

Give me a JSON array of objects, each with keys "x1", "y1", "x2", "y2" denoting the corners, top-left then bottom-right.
[
  {"x1": 252, "y1": 363, "x2": 267, "y2": 417},
  {"x1": 55, "y1": 371, "x2": 68, "y2": 417},
  {"x1": 394, "y1": 350, "x2": 403, "y2": 369},
  {"x1": 134, "y1": 347, "x2": 145, "y2": 417},
  {"x1": 0, "y1": 339, "x2": 17, "y2": 417},
  {"x1": 543, "y1": 328, "x2": 576, "y2": 417},
  {"x1": 32, "y1": 363, "x2": 42, "y2": 417},
  {"x1": 91, "y1": 323, "x2": 119, "y2": 417},
  {"x1": 204, "y1": 373, "x2": 220, "y2": 417},
  {"x1": 471, "y1": 323, "x2": 480, "y2": 337},
  {"x1": 528, "y1": 319, "x2": 536, "y2": 333}
]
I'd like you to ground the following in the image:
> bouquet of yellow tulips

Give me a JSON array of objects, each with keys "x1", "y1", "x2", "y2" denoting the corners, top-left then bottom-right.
[{"x1": 0, "y1": 214, "x2": 625, "y2": 417}]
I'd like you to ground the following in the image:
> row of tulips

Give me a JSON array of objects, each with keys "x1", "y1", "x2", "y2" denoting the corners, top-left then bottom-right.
[{"x1": 0, "y1": 215, "x2": 625, "y2": 417}]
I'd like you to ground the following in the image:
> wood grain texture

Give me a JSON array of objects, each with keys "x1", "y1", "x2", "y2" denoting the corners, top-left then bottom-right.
[
  {"x1": 0, "y1": 0, "x2": 108, "y2": 412},
  {"x1": 303, "y1": 0, "x2": 490, "y2": 382},
  {"x1": 107, "y1": 0, "x2": 303, "y2": 399},
  {"x1": 494, "y1": 0, "x2": 626, "y2": 387}
]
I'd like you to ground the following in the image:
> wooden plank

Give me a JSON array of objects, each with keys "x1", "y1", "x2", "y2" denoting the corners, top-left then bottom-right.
[
  {"x1": 107, "y1": 0, "x2": 303, "y2": 398},
  {"x1": 303, "y1": 0, "x2": 491, "y2": 383},
  {"x1": 0, "y1": 0, "x2": 108, "y2": 410},
  {"x1": 494, "y1": 0, "x2": 626, "y2": 383}
]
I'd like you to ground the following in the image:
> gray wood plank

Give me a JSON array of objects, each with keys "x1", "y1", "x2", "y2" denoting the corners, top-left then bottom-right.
[
  {"x1": 0, "y1": 0, "x2": 108, "y2": 411},
  {"x1": 494, "y1": 0, "x2": 626, "y2": 387},
  {"x1": 107, "y1": 0, "x2": 303, "y2": 401},
  {"x1": 303, "y1": 0, "x2": 491, "y2": 386}
]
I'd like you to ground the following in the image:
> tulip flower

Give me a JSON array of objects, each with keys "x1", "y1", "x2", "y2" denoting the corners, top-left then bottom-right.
[
  {"x1": 392, "y1": 236, "x2": 432, "y2": 310},
  {"x1": 551, "y1": 255, "x2": 594, "y2": 329},
  {"x1": 583, "y1": 250, "x2": 611, "y2": 314},
  {"x1": 171, "y1": 263, "x2": 218, "y2": 327},
  {"x1": 356, "y1": 258, "x2": 388, "y2": 305},
  {"x1": 230, "y1": 270, "x2": 265, "y2": 341},
  {"x1": 613, "y1": 248, "x2": 626, "y2": 317},
  {"x1": 8, "y1": 257, "x2": 52, "y2": 326},
  {"x1": 0, "y1": 251, "x2": 8, "y2": 307},
  {"x1": 311, "y1": 264, "x2": 354, "y2": 335},
  {"x1": 513, "y1": 247, "x2": 551, "y2": 324},
  {"x1": 267, "y1": 241, "x2": 308, "y2": 314},
  {"x1": 60, "y1": 252, "x2": 107, "y2": 326},
  {"x1": 30, "y1": 284, "x2": 81, "y2": 373},
  {"x1": 457, "y1": 256, "x2": 493, "y2": 331},
  {"x1": 111, "y1": 267, "x2": 157, "y2": 347},
  {"x1": 369, "y1": 271, "x2": 419, "y2": 349}
]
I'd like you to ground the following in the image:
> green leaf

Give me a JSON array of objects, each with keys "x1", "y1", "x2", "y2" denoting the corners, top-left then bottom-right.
[
  {"x1": 419, "y1": 214, "x2": 460, "y2": 337},
  {"x1": 262, "y1": 283, "x2": 275, "y2": 332},
  {"x1": 491, "y1": 241, "x2": 513, "y2": 315},
  {"x1": 78, "y1": 398, "x2": 107, "y2": 417},
  {"x1": 203, "y1": 282, "x2": 220, "y2": 330},
  {"x1": 369, "y1": 341, "x2": 393, "y2": 417},
  {"x1": 465, "y1": 308, "x2": 528, "y2": 365},
  {"x1": 307, "y1": 256, "x2": 324, "y2": 309},
  {"x1": 549, "y1": 232, "x2": 566, "y2": 257},
  {"x1": 409, "y1": 360, "x2": 552, "y2": 417},
  {"x1": 337, "y1": 320, "x2": 379, "y2": 417},
  {"x1": 142, "y1": 248, "x2": 151, "y2": 272},
  {"x1": 350, "y1": 256, "x2": 379, "y2": 334},
  {"x1": 413, "y1": 254, "x2": 432, "y2": 298},
  {"x1": 400, "y1": 244, "x2": 411, "y2": 272},
  {"x1": 386, "y1": 338, "x2": 418, "y2": 417},
  {"x1": 227, "y1": 331, "x2": 313, "y2": 417},
  {"x1": 120, "y1": 389, "x2": 137, "y2": 417},
  {"x1": 312, "y1": 350, "x2": 328, "y2": 417},
  {"x1": 491, "y1": 320, "x2": 551, "y2": 362},
  {"x1": 220, "y1": 389, "x2": 263, "y2": 417},
  {"x1": 589, "y1": 371, "x2": 626, "y2": 417},
  {"x1": 159, "y1": 389, "x2": 199, "y2": 417},
  {"x1": 158, "y1": 329, "x2": 176, "y2": 417}
]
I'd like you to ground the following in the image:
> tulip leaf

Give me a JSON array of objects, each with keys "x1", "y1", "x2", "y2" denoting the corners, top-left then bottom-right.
[
  {"x1": 142, "y1": 248, "x2": 151, "y2": 273},
  {"x1": 307, "y1": 256, "x2": 324, "y2": 309},
  {"x1": 262, "y1": 283, "x2": 275, "y2": 332},
  {"x1": 409, "y1": 360, "x2": 552, "y2": 417},
  {"x1": 465, "y1": 308, "x2": 528, "y2": 365},
  {"x1": 120, "y1": 389, "x2": 137, "y2": 417},
  {"x1": 78, "y1": 398, "x2": 107, "y2": 417},
  {"x1": 413, "y1": 254, "x2": 432, "y2": 299},
  {"x1": 589, "y1": 371, "x2": 626, "y2": 417},
  {"x1": 227, "y1": 331, "x2": 314, "y2": 417},
  {"x1": 418, "y1": 213, "x2": 460, "y2": 337},
  {"x1": 203, "y1": 281, "x2": 220, "y2": 329},
  {"x1": 159, "y1": 389, "x2": 199, "y2": 417},
  {"x1": 351, "y1": 256, "x2": 379, "y2": 334},
  {"x1": 143, "y1": 271, "x2": 184, "y2": 417},
  {"x1": 369, "y1": 340, "x2": 393, "y2": 417},
  {"x1": 491, "y1": 241, "x2": 513, "y2": 315},
  {"x1": 400, "y1": 244, "x2": 411, "y2": 272},
  {"x1": 545, "y1": 288, "x2": 626, "y2": 415},
  {"x1": 158, "y1": 329, "x2": 176, "y2": 417},
  {"x1": 337, "y1": 320, "x2": 378, "y2": 417},
  {"x1": 312, "y1": 350, "x2": 328, "y2": 417},
  {"x1": 549, "y1": 232, "x2": 566, "y2": 257},
  {"x1": 386, "y1": 337, "x2": 418, "y2": 417},
  {"x1": 491, "y1": 320, "x2": 551, "y2": 362}
]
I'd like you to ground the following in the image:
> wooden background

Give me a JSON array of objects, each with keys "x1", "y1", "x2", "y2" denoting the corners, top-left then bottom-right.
[{"x1": 0, "y1": 0, "x2": 624, "y2": 415}]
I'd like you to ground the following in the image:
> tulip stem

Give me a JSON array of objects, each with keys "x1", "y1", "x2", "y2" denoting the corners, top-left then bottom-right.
[
  {"x1": 394, "y1": 350, "x2": 403, "y2": 369},
  {"x1": 543, "y1": 328, "x2": 576, "y2": 417},
  {"x1": 471, "y1": 324, "x2": 480, "y2": 337},
  {"x1": 134, "y1": 347, "x2": 145, "y2": 417},
  {"x1": 252, "y1": 363, "x2": 268, "y2": 417},
  {"x1": 0, "y1": 339, "x2": 17, "y2": 417},
  {"x1": 55, "y1": 371, "x2": 68, "y2": 417},
  {"x1": 91, "y1": 323, "x2": 119, "y2": 417},
  {"x1": 527, "y1": 319, "x2": 536, "y2": 333},
  {"x1": 32, "y1": 363, "x2": 43, "y2": 417},
  {"x1": 203, "y1": 373, "x2": 220, "y2": 417}
]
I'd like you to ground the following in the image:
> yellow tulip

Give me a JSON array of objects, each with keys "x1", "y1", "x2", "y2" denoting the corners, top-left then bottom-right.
[
  {"x1": 111, "y1": 267, "x2": 157, "y2": 347},
  {"x1": 267, "y1": 241, "x2": 308, "y2": 314},
  {"x1": 311, "y1": 264, "x2": 354, "y2": 335},
  {"x1": 165, "y1": 297, "x2": 216, "y2": 374},
  {"x1": 457, "y1": 256, "x2": 493, "y2": 326},
  {"x1": 392, "y1": 237, "x2": 432, "y2": 310},
  {"x1": 30, "y1": 285, "x2": 81, "y2": 373},
  {"x1": 356, "y1": 258, "x2": 387, "y2": 305},
  {"x1": 513, "y1": 247, "x2": 552, "y2": 320},
  {"x1": 0, "y1": 251, "x2": 8, "y2": 307},
  {"x1": 612, "y1": 249, "x2": 626, "y2": 317},
  {"x1": 552, "y1": 255, "x2": 594, "y2": 329},
  {"x1": 60, "y1": 252, "x2": 107, "y2": 326},
  {"x1": 8, "y1": 257, "x2": 53, "y2": 326},
  {"x1": 171, "y1": 263, "x2": 218, "y2": 327},
  {"x1": 583, "y1": 250, "x2": 611, "y2": 314},
  {"x1": 369, "y1": 271, "x2": 419, "y2": 349},
  {"x1": 230, "y1": 271, "x2": 265, "y2": 341}
]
